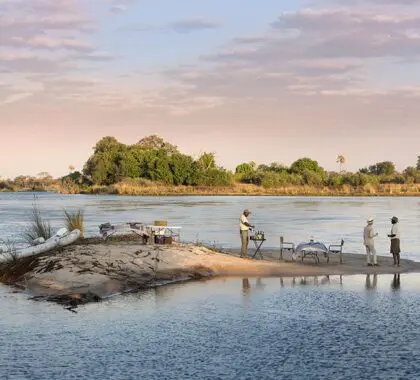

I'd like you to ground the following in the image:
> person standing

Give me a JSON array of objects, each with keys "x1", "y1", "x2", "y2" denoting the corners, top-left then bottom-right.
[
  {"x1": 363, "y1": 217, "x2": 379, "y2": 266},
  {"x1": 388, "y1": 216, "x2": 401, "y2": 266},
  {"x1": 239, "y1": 209, "x2": 254, "y2": 258}
]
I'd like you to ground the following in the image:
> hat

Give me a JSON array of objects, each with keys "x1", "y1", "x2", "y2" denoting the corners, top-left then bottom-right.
[
  {"x1": 243, "y1": 209, "x2": 251, "y2": 214},
  {"x1": 391, "y1": 216, "x2": 399, "y2": 223},
  {"x1": 367, "y1": 217, "x2": 374, "y2": 223}
]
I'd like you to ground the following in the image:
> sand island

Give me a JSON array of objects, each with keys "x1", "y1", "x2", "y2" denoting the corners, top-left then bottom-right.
[{"x1": 1, "y1": 237, "x2": 419, "y2": 310}]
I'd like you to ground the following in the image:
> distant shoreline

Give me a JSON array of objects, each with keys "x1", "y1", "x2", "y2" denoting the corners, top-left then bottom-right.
[{"x1": 1, "y1": 185, "x2": 420, "y2": 197}]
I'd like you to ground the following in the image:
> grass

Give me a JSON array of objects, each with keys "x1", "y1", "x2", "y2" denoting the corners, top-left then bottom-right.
[
  {"x1": 85, "y1": 182, "x2": 420, "y2": 197},
  {"x1": 64, "y1": 209, "x2": 85, "y2": 238},
  {"x1": 21, "y1": 204, "x2": 52, "y2": 245},
  {"x1": 0, "y1": 238, "x2": 19, "y2": 262},
  {"x1": 3, "y1": 178, "x2": 420, "y2": 197}
]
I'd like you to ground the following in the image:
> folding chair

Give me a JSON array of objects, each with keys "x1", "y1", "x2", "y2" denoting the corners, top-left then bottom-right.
[
  {"x1": 280, "y1": 236, "x2": 296, "y2": 261},
  {"x1": 327, "y1": 239, "x2": 344, "y2": 264}
]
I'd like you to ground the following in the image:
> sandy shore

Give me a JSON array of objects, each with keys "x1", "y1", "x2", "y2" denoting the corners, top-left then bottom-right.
[{"x1": 1, "y1": 240, "x2": 418, "y2": 307}]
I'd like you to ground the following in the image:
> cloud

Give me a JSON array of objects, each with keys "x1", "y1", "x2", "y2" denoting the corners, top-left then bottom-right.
[
  {"x1": 0, "y1": 92, "x2": 33, "y2": 106},
  {"x1": 5, "y1": 35, "x2": 93, "y2": 52},
  {"x1": 128, "y1": 18, "x2": 220, "y2": 34},
  {"x1": 169, "y1": 19, "x2": 220, "y2": 34},
  {"x1": 0, "y1": 51, "x2": 64, "y2": 73},
  {"x1": 110, "y1": 4, "x2": 127, "y2": 13}
]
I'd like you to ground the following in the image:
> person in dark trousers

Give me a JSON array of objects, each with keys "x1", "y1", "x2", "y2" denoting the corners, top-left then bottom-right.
[
  {"x1": 388, "y1": 216, "x2": 401, "y2": 266},
  {"x1": 239, "y1": 209, "x2": 255, "y2": 258}
]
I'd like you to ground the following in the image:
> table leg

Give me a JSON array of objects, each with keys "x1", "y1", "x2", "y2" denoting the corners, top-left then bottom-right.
[{"x1": 252, "y1": 241, "x2": 264, "y2": 260}]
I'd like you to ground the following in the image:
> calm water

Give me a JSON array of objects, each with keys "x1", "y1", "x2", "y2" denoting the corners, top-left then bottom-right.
[
  {"x1": 1, "y1": 193, "x2": 420, "y2": 379},
  {"x1": 1, "y1": 275, "x2": 420, "y2": 379},
  {"x1": 0, "y1": 192, "x2": 419, "y2": 259}
]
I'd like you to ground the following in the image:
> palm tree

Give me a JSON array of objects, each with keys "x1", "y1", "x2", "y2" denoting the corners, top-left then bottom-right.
[{"x1": 336, "y1": 154, "x2": 346, "y2": 173}]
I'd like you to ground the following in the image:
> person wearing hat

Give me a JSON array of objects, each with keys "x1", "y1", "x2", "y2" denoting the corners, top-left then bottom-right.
[
  {"x1": 364, "y1": 217, "x2": 379, "y2": 266},
  {"x1": 239, "y1": 209, "x2": 255, "y2": 258},
  {"x1": 388, "y1": 216, "x2": 401, "y2": 266}
]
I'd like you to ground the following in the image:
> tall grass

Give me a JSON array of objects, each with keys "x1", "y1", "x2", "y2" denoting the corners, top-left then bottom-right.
[
  {"x1": 64, "y1": 209, "x2": 84, "y2": 238},
  {"x1": 21, "y1": 204, "x2": 52, "y2": 245}
]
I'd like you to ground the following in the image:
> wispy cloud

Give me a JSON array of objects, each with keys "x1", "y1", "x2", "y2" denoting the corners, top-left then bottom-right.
[
  {"x1": 169, "y1": 19, "x2": 220, "y2": 34},
  {"x1": 128, "y1": 18, "x2": 220, "y2": 34}
]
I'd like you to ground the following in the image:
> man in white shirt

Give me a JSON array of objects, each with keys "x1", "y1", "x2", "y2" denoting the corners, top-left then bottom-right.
[
  {"x1": 363, "y1": 217, "x2": 379, "y2": 266},
  {"x1": 388, "y1": 216, "x2": 401, "y2": 266},
  {"x1": 239, "y1": 209, "x2": 255, "y2": 258}
]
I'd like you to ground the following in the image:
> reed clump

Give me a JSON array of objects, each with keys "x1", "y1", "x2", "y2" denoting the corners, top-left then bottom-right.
[
  {"x1": 64, "y1": 209, "x2": 85, "y2": 238},
  {"x1": 21, "y1": 205, "x2": 52, "y2": 244}
]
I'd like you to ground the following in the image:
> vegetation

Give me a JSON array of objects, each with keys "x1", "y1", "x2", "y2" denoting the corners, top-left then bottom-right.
[
  {"x1": 21, "y1": 204, "x2": 52, "y2": 244},
  {"x1": 64, "y1": 209, "x2": 85, "y2": 239},
  {"x1": 2, "y1": 134, "x2": 420, "y2": 196}
]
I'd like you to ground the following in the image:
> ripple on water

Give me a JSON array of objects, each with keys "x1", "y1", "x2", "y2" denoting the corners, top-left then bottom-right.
[{"x1": 1, "y1": 275, "x2": 420, "y2": 379}]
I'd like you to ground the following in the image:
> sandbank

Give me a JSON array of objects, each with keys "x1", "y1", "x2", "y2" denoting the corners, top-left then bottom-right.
[{"x1": 1, "y1": 240, "x2": 418, "y2": 308}]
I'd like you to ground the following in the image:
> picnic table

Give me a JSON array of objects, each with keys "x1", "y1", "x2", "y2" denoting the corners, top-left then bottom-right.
[{"x1": 250, "y1": 235, "x2": 266, "y2": 260}]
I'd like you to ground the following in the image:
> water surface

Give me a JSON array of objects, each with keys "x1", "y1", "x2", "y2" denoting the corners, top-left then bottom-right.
[
  {"x1": 1, "y1": 274, "x2": 420, "y2": 379},
  {"x1": 0, "y1": 192, "x2": 418, "y2": 260}
]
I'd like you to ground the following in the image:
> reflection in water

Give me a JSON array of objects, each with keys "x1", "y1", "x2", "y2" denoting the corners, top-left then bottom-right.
[
  {"x1": 365, "y1": 274, "x2": 378, "y2": 290},
  {"x1": 391, "y1": 274, "x2": 401, "y2": 290},
  {"x1": 242, "y1": 278, "x2": 251, "y2": 294},
  {"x1": 241, "y1": 278, "x2": 267, "y2": 294},
  {"x1": 243, "y1": 275, "x2": 344, "y2": 291},
  {"x1": 255, "y1": 278, "x2": 265, "y2": 291}
]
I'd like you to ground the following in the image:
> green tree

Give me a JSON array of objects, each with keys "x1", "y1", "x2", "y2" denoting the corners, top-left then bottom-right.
[
  {"x1": 235, "y1": 161, "x2": 256, "y2": 175},
  {"x1": 93, "y1": 136, "x2": 124, "y2": 154},
  {"x1": 367, "y1": 161, "x2": 395, "y2": 176},
  {"x1": 197, "y1": 152, "x2": 216, "y2": 171},
  {"x1": 336, "y1": 154, "x2": 346, "y2": 173},
  {"x1": 116, "y1": 150, "x2": 141, "y2": 180},
  {"x1": 417, "y1": 156, "x2": 420, "y2": 171},
  {"x1": 84, "y1": 137, "x2": 126, "y2": 185},
  {"x1": 404, "y1": 166, "x2": 417, "y2": 178},
  {"x1": 258, "y1": 162, "x2": 287, "y2": 173},
  {"x1": 136, "y1": 135, "x2": 178, "y2": 154},
  {"x1": 170, "y1": 153, "x2": 196, "y2": 185},
  {"x1": 290, "y1": 158, "x2": 324, "y2": 174}
]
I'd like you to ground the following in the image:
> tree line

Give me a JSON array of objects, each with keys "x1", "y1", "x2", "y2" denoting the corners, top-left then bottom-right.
[{"x1": 1, "y1": 135, "x2": 420, "y2": 191}]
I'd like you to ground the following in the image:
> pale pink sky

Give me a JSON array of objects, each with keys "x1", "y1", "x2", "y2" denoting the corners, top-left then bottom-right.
[{"x1": 1, "y1": 0, "x2": 420, "y2": 178}]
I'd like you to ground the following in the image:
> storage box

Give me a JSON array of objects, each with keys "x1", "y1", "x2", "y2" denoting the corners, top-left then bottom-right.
[{"x1": 154, "y1": 220, "x2": 168, "y2": 226}]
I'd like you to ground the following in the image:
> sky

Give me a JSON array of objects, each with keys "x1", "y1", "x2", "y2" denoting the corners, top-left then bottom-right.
[{"x1": 1, "y1": 0, "x2": 420, "y2": 178}]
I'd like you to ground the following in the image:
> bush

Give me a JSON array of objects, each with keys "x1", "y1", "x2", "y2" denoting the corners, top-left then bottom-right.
[
  {"x1": 196, "y1": 168, "x2": 233, "y2": 186},
  {"x1": 302, "y1": 169, "x2": 326, "y2": 186},
  {"x1": 240, "y1": 171, "x2": 265, "y2": 185}
]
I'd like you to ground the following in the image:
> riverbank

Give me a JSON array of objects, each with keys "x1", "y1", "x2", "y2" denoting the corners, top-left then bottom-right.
[
  {"x1": 1, "y1": 239, "x2": 419, "y2": 309},
  {"x1": 2, "y1": 180, "x2": 420, "y2": 196}
]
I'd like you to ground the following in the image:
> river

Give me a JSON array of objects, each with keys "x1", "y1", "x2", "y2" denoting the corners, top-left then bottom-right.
[
  {"x1": 0, "y1": 192, "x2": 419, "y2": 259},
  {"x1": 1, "y1": 193, "x2": 420, "y2": 379}
]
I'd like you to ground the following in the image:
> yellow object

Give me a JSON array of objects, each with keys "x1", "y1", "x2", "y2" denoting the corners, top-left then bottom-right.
[{"x1": 154, "y1": 220, "x2": 168, "y2": 226}]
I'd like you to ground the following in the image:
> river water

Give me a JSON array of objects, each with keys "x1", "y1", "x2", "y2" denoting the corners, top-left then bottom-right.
[
  {"x1": 1, "y1": 275, "x2": 420, "y2": 379},
  {"x1": 1, "y1": 193, "x2": 420, "y2": 379},
  {"x1": 0, "y1": 192, "x2": 419, "y2": 259}
]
